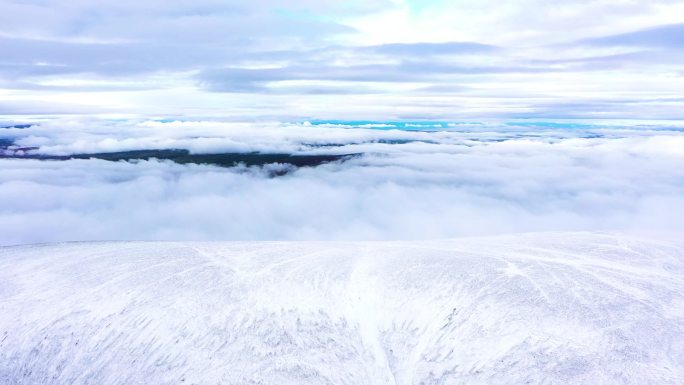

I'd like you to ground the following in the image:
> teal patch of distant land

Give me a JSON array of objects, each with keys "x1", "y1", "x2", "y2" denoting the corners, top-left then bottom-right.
[
  {"x1": 307, "y1": 120, "x2": 484, "y2": 131},
  {"x1": 306, "y1": 120, "x2": 614, "y2": 131},
  {"x1": 504, "y1": 121, "x2": 684, "y2": 131}
]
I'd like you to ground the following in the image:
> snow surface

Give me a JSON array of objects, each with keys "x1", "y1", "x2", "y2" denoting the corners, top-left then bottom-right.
[{"x1": 1, "y1": 232, "x2": 683, "y2": 384}]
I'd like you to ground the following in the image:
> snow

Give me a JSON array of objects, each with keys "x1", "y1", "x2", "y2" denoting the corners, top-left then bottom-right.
[{"x1": 1, "y1": 232, "x2": 683, "y2": 384}]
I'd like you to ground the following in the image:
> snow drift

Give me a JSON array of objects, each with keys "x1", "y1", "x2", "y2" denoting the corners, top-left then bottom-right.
[{"x1": 1, "y1": 232, "x2": 683, "y2": 384}]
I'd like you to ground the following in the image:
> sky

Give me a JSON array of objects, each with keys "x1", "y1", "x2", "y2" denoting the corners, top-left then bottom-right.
[
  {"x1": 2, "y1": 0, "x2": 684, "y2": 119},
  {"x1": 2, "y1": 1, "x2": 684, "y2": 245}
]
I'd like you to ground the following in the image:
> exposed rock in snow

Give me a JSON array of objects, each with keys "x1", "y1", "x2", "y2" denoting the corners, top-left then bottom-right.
[{"x1": 1, "y1": 232, "x2": 683, "y2": 384}]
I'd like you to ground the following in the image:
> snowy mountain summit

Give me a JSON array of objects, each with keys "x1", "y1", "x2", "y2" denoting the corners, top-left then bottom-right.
[{"x1": 1, "y1": 232, "x2": 683, "y2": 384}]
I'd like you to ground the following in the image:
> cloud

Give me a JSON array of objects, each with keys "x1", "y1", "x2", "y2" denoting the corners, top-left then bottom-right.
[
  {"x1": 195, "y1": 48, "x2": 558, "y2": 94},
  {"x1": 581, "y1": 23, "x2": 684, "y2": 49},
  {"x1": 348, "y1": 0, "x2": 684, "y2": 46},
  {"x1": 2, "y1": 3, "x2": 684, "y2": 245},
  {"x1": 1, "y1": 0, "x2": 684, "y2": 117},
  {"x1": 0, "y1": 0, "x2": 363, "y2": 43},
  {"x1": 365, "y1": 42, "x2": 498, "y2": 55},
  {"x1": 1, "y1": 119, "x2": 684, "y2": 245},
  {"x1": 0, "y1": 1, "x2": 369, "y2": 86}
]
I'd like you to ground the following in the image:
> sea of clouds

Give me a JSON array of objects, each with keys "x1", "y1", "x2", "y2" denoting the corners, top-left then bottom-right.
[{"x1": 1, "y1": 118, "x2": 683, "y2": 245}]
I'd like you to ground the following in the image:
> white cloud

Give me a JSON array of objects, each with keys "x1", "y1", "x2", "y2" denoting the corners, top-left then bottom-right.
[
  {"x1": 2, "y1": 1, "x2": 684, "y2": 118},
  {"x1": 1, "y1": 119, "x2": 683, "y2": 245},
  {"x1": 347, "y1": 0, "x2": 684, "y2": 46}
]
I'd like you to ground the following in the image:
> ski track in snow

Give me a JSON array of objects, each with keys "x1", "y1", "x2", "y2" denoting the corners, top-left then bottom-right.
[{"x1": 1, "y1": 232, "x2": 683, "y2": 384}]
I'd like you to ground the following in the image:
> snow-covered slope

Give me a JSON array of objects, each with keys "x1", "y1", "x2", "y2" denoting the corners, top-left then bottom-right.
[{"x1": 1, "y1": 232, "x2": 683, "y2": 384}]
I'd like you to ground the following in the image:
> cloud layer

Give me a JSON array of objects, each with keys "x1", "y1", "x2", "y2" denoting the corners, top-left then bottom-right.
[{"x1": 1, "y1": 119, "x2": 683, "y2": 244}]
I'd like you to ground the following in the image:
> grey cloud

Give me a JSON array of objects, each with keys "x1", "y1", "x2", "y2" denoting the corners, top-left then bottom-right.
[
  {"x1": 0, "y1": 0, "x2": 363, "y2": 43},
  {"x1": 1, "y1": 34, "x2": 513, "y2": 91},
  {"x1": 197, "y1": 57, "x2": 559, "y2": 93},
  {"x1": 365, "y1": 42, "x2": 498, "y2": 56},
  {"x1": 413, "y1": 85, "x2": 472, "y2": 94},
  {"x1": 0, "y1": 35, "x2": 232, "y2": 77},
  {"x1": 0, "y1": 100, "x2": 114, "y2": 115},
  {"x1": 0, "y1": 1, "x2": 370, "y2": 86},
  {"x1": 581, "y1": 23, "x2": 684, "y2": 49},
  {"x1": 2, "y1": 0, "x2": 684, "y2": 117},
  {"x1": 511, "y1": 99, "x2": 684, "y2": 120}
]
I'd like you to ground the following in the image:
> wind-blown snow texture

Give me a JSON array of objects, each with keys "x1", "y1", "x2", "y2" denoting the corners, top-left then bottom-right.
[{"x1": 1, "y1": 232, "x2": 683, "y2": 384}]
